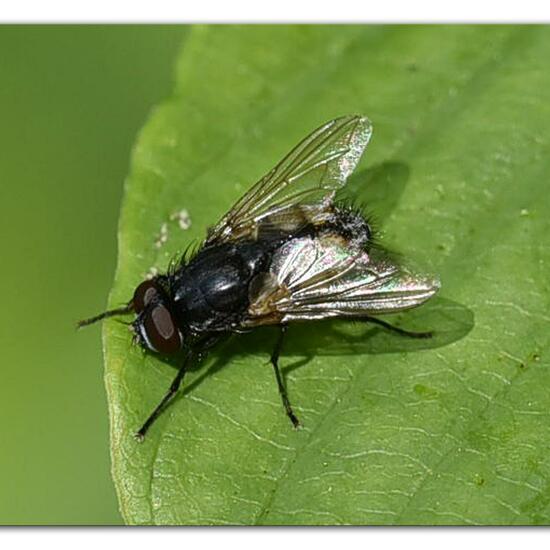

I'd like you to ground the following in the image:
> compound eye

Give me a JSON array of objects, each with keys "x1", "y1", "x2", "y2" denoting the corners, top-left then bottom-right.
[
  {"x1": 133, "y1": 280, "x2": 162, "y2": 313},
  {"x1": 143, "y1": 304, "x2": 182, "y2": 354}
]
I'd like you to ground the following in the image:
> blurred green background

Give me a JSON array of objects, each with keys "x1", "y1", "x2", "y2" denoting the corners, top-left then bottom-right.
[{"x1": 0, "y1": 25, "x2": 185, "y2": 524}]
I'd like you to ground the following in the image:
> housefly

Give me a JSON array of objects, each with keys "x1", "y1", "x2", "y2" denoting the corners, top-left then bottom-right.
[{"x1": 79, "y1": 115, "x2": 440, "y2": 441}]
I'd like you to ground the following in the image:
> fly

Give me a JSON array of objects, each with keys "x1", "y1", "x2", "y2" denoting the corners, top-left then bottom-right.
[{"x1": 79, "y1": 115, "x2": 440, "y2": 441}]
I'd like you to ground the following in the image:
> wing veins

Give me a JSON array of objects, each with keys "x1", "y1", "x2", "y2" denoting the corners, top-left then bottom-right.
[
  {"x1": 206, "y1": 115, "x2": 372, "y2": 245},
  {"x1": 241, "y1": 122, "x2": 353, "y2": 216},
  {"x1": 235, "y1": 119, "x2": 344, "y2": 213}
]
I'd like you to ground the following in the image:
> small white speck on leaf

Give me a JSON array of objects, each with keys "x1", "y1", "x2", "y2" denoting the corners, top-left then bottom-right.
[
  {"x1": 170, "y1": 208, "x2": 192, "y2": 230},
  {"x1": 154, "y1": 222, "x2": 169, "y2": 248}
]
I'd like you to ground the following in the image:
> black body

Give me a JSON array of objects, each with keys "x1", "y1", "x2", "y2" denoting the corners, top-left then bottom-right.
[{"x1": 171, "y1": 239, "x2": 276, "y2": 334}]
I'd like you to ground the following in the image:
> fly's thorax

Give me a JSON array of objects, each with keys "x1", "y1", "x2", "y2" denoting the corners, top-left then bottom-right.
[{"x1": 169, "y1": 240, "x2": 274, "y2": 332}]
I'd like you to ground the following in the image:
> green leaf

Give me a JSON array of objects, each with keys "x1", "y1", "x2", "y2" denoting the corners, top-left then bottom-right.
[{"x1": 104, "y1": 25, "x2": 550, "y2": 525}]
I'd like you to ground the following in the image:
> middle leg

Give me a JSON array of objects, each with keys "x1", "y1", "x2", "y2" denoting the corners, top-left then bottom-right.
[{"x1": 270, "y1": 325, "x2": 301, "y2": 429}]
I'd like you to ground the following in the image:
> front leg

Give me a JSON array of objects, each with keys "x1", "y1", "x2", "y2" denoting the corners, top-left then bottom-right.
[
  {"x1": 135, "y1": 348, "x2": 195, "y2": 441},
  {"x1": 270, "y1": 325, "x2": 301, "y2": 429},
  {"x1": 135, "y1": 334, "x2": 219, "y2": 441}
]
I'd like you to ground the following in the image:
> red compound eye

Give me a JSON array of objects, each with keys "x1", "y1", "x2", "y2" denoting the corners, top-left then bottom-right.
[
  {"x1": 142, "y1": 304, "x2": 182, "y2": 354},
  {"x1": 133, "y1": 280, "x2": 162, "y2": 313}
]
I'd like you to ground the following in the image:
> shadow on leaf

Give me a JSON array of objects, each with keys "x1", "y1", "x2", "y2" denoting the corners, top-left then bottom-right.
[
  {"x1": 178, "y1": 295, "x2": 474, "y2": 401},
  {"x1": 340, "y1": 160, "x2": 410, "y2": 225}
]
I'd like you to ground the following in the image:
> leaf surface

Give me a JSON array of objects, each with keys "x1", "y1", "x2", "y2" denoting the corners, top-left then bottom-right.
[{"x1": 105, "y1": 25, "x2": 550, "y2": 525}]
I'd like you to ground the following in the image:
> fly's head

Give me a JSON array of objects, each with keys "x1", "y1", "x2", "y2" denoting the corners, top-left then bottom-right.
[{"x1": 131, "y1": 278, "x2": 183, "y2": 355}]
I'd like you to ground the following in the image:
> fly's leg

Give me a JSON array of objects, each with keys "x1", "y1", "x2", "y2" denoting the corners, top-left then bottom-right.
[
  {"x1": 77, "y1": 303, "x2": 133, "y2": 328},
  {"x1": 135, "y1": 334, "x2": 222, "y2": 441},
  {"x1": 135, "y1": 336, "x2": 218, "y2": 442},
  {"x1": 270, "y1": 325, "x2": 301, "y2": 429},
  {"x1": 134, "y1": 365, "x2": 186, "y2": 440},
  {"x1": 134, "y1": 348, "x2": 195, "y2": 441},
  {"x1": 362, "y1": 315, "x2": 433, "y2": 339}
]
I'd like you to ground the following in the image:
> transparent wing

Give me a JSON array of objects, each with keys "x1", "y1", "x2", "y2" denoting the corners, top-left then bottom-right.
[
  {"x1": 245, "y1": 234, "x2": 439, "y2": 326},
  {"x1": 206, "y1": 115, "x2": 372, "y2": 245}
]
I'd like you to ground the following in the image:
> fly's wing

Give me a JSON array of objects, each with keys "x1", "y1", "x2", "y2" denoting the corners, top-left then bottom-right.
[
  {"x1": 205, "y1": 115, "x2": 372, "y2": 245},
  {"x1": 245, "y1": 234, "x2": 440, "y2": 326}
]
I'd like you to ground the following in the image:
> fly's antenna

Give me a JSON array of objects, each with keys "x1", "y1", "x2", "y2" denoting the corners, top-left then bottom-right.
[{"x1": 77, "y1": 303, "x2": 133, "y2": 329}]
